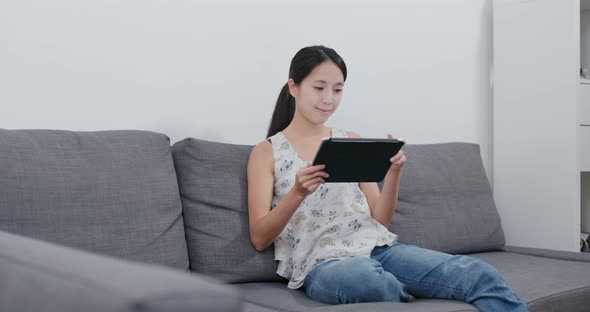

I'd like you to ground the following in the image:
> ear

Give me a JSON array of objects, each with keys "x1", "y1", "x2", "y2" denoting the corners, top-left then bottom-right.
[{"x1": 287, "y1": 79, "x2": 297, "y2": 97}]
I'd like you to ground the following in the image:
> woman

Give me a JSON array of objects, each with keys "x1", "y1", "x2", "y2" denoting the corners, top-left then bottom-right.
[{"x1": 246, "y1": 45, "x2": 527, "y2": 311}]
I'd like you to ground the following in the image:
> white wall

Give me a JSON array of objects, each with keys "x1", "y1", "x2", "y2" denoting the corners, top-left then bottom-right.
[{"x1": 0, "y1": 0, "x2": 494, "y2": 182}]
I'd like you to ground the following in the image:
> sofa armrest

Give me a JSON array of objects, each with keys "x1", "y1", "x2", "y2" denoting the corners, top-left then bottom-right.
[
  {"x1": 0, "y1": 230, "x2": 241, "y2": 312},
  {"x1": 504, "y1": 245, "x2": 590, "y2": 263}
]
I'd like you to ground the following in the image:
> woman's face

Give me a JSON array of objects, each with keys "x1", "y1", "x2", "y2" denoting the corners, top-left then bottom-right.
[{"x1": 289, "y1": 60, "x2": 344, "y2": 125}]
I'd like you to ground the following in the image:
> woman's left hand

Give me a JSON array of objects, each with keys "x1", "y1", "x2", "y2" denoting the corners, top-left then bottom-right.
[{"x1": 388, "y1": 133, "x2": 406, "y2": 172}]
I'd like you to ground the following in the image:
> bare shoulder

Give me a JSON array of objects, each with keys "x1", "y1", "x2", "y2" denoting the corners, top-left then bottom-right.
[
  {"x1": 248, "y1": 140, "x2": 274, "y2": 171},
  {"x1": 345, "y1": 131, "x2": 361, "y2": 138}
]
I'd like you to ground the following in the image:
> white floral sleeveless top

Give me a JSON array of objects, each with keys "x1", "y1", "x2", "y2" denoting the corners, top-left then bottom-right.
[{"x1": 269, "y1": 128, "x2": 397, "y2": 289}]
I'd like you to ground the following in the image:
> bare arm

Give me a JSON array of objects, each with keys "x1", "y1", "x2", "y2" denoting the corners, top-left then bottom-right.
[
  {"x1": 247, "y1": 141, "x2": 329, "y2": 251},
  {"x1": 347, "y1": 131, "x2": 406, "y2": 227},
  {"x1": 362, "y1": 169, "x2": 402, "y2": 227}
]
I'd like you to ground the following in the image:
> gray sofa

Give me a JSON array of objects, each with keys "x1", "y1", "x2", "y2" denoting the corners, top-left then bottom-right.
[{"x1": 1, "y1": 129, "x2": 589, "y2": 312}]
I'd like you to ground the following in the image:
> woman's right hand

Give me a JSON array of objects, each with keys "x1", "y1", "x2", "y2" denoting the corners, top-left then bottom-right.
[{"x1": 292, "y1": 163, "x2": 329, "y2": 196}]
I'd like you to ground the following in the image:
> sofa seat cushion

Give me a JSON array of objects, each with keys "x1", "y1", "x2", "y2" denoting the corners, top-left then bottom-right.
[
  {"x1": 0, "y1": 129, "x2": 189, "y2": 269},
  {"x1": 235, "y1": 282, "x2": 478, "y2": 312},
  {"x1": 242, "y1": 302, "x2": 282, "y2": 312},
  {"x1": 470, "y1": 251, "x2": 590, "y2": 312}
]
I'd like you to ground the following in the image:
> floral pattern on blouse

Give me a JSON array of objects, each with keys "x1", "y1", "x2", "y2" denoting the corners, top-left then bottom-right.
[{"x1": 268, "y1": 128, "x2": 398, "y2": 289}]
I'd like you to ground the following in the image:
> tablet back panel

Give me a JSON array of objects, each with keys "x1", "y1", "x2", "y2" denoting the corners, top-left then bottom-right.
[{"x1": 313, "y1": 138, "x2": 404, "y2": 182}]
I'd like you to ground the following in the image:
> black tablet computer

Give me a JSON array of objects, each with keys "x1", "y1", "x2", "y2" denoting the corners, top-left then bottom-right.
[{"x1": 312, "y1": 138, "x2": 405, "y2": 183}]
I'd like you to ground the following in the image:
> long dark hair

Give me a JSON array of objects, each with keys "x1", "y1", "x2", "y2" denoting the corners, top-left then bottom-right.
[{"x1": 266, "y1": 45, "x2": 347, "y2": 138}]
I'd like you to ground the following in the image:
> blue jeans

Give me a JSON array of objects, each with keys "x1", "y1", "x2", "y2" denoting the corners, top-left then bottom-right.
[{"x1": 303, "y1": 243, "x2": 528, "y2": 312}]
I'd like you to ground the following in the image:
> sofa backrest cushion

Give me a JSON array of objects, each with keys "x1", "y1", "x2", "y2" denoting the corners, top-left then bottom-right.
[
  {"x1": 172, "y1": 138, "x2": 283, "y2": 283},
  {"x1": 386, "y1": 143, "x2": 505, "y2": 254},
  {"x1": 0, "y1": 129, "x2": 189, "y2": 270},
  {"x1": 172, "y1": 139, "x2": 505, "y2": 283}
]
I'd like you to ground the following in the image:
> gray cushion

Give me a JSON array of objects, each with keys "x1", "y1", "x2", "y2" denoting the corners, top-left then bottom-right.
[
  {"x1": 471, "y1": 251, "x2": 590, "y2": 312},
  {"x1": 172, "y1": 140, "x2": 504, "y2": 282},
  {"x1": 0, "y1": 129, "x2": 189, "y2": 269},
  {"x1": 242, "y1": 303, "x2": 281, "y2": 312},
  {"x1": 236, "y1": 283, "x2": 477, "y2": 312},
  {"x1": 387, "y1": 143, "x2": 505, "y2": 254},
  {"x1": 0, "y1": 229, "x2": 240, "y2": 312},
  {"x1": 172, "y1": 138, "x2": 283, "y2": 283},
  {"x1": 504, "y1": 245, "x2": 590, "y2": 263}
]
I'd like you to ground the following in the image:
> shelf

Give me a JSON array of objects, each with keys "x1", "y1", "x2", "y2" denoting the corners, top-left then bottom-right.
[
  {"x1": 580, "y1": 128, "x2": 590, "y2": 172},
  {"x1": 580, "y1": 83, "x2": 590, "y2": 125},
  {"x1": 582, "y1": 173, "x2": 590, "y2": 233},
  {"x1": 583, "y1": 4, "x2": 590, "y2": 82}
]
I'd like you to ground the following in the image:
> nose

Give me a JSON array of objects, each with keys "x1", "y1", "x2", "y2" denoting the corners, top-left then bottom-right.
[{"x1": 322, "y1": 90, "x2": 334, "y2": 105}]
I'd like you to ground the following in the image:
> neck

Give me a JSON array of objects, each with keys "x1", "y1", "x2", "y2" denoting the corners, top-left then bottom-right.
[{"x1": 283, "y1": 112, "x2": 330, "y2": 140}]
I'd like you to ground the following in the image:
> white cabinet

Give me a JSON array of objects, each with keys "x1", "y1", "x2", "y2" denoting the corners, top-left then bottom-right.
[
  {"x1": 580, "y1": 82, "x2": 590, "y2": 172},
  {"x1": 580, "y1": 82, "x2": 590, "y2": 171},
  {"x1": 581, "y1": 81, "x2": 590, "y2": 125},
  {"x1": 581, "y1": 126, "x2": 590, "y2": 172},
  {"x1": 493, "y1": 0, "x2": 586, "y2": 252},
  {"x1": 582, "y1": 173, "x2": 590, "y2": 233}
]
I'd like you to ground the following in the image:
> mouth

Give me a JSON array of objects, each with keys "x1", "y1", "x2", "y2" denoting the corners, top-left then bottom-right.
[{"x1": 315, "y1": 107, "x2": 332, "y2": 114}]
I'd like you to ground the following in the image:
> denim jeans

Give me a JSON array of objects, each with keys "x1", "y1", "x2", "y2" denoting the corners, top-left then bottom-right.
[{"x1": 303, "y1": 243, "x2": 528, "y2": 312}]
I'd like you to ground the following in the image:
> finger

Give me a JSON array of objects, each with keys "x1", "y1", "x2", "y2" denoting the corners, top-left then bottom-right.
[
  {"x1": 297, "y1": 172, "x2": 318, "y2": 184},
  {"x1": 391, "y1": 151, "x2": 405, "y2": 160},
  {"x1": 311, "y1": 171, "x2": 330, "y2": 179},
  {"x1": 300, "y1": 164, "x2": 326, "y2": 175},
  {"x1": 387, "y1": 133, "x2": 393, "y2": 139},
  {"x1": 390, "y1": 153, "x2": 403, "y2": 162},
  {"x1": 311, "y1": 164, "x2": 326, "y2": 171},
  {"x1": 303, "y1": 181, "x2": 322, "y2": 192},
  {"x1": 300, "y1": 171, "x2": 329, "y2": 184},
  {"x1": 308, "y1": 183, "x2": 322, "y2": 193},
  {"x1": 308, "y1": 170, "x2": 329, "y2": 179},
  {"x1": 303, "y1": 177, "x2": 325, "y2": 189},
  {"x1": 393, "y1": 155, "x2": 407, "y2": 165},
  {"x1": 312, "y1": 169, "x2": 330, "y2": 177},
  {"x1": 310, "y1": 182, "x2": 324, "y2": 192}
]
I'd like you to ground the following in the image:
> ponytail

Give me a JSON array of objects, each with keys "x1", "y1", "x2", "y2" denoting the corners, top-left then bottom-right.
[{"x1": 266, "y1": 83, "x2": 295, "y2": 138}]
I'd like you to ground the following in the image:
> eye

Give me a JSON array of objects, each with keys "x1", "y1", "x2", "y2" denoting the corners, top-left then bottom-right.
[
  {"x1": 314, "y1": 87, "x2": 324, "y2": 91},
  {"x1": 335, "y1": 89, "x2": 343, "y2": 93}
]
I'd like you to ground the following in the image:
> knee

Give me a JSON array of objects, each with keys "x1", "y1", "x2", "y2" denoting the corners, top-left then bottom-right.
[
  {"x1": 474, "y1": 259, "x2": 501, "y2": 280},
  {"x1": 360, "y1": 278, "x2": 410, "y2": 302},
  {"x1": 336, "y1": 258, "x2": 407, "y2": 303},
  {"x1": 336, "y1": 258, "x2": 385, "y2": 286},
  {"x1": 460, "y1": 257, "x2": 503, "y2": 286}
]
